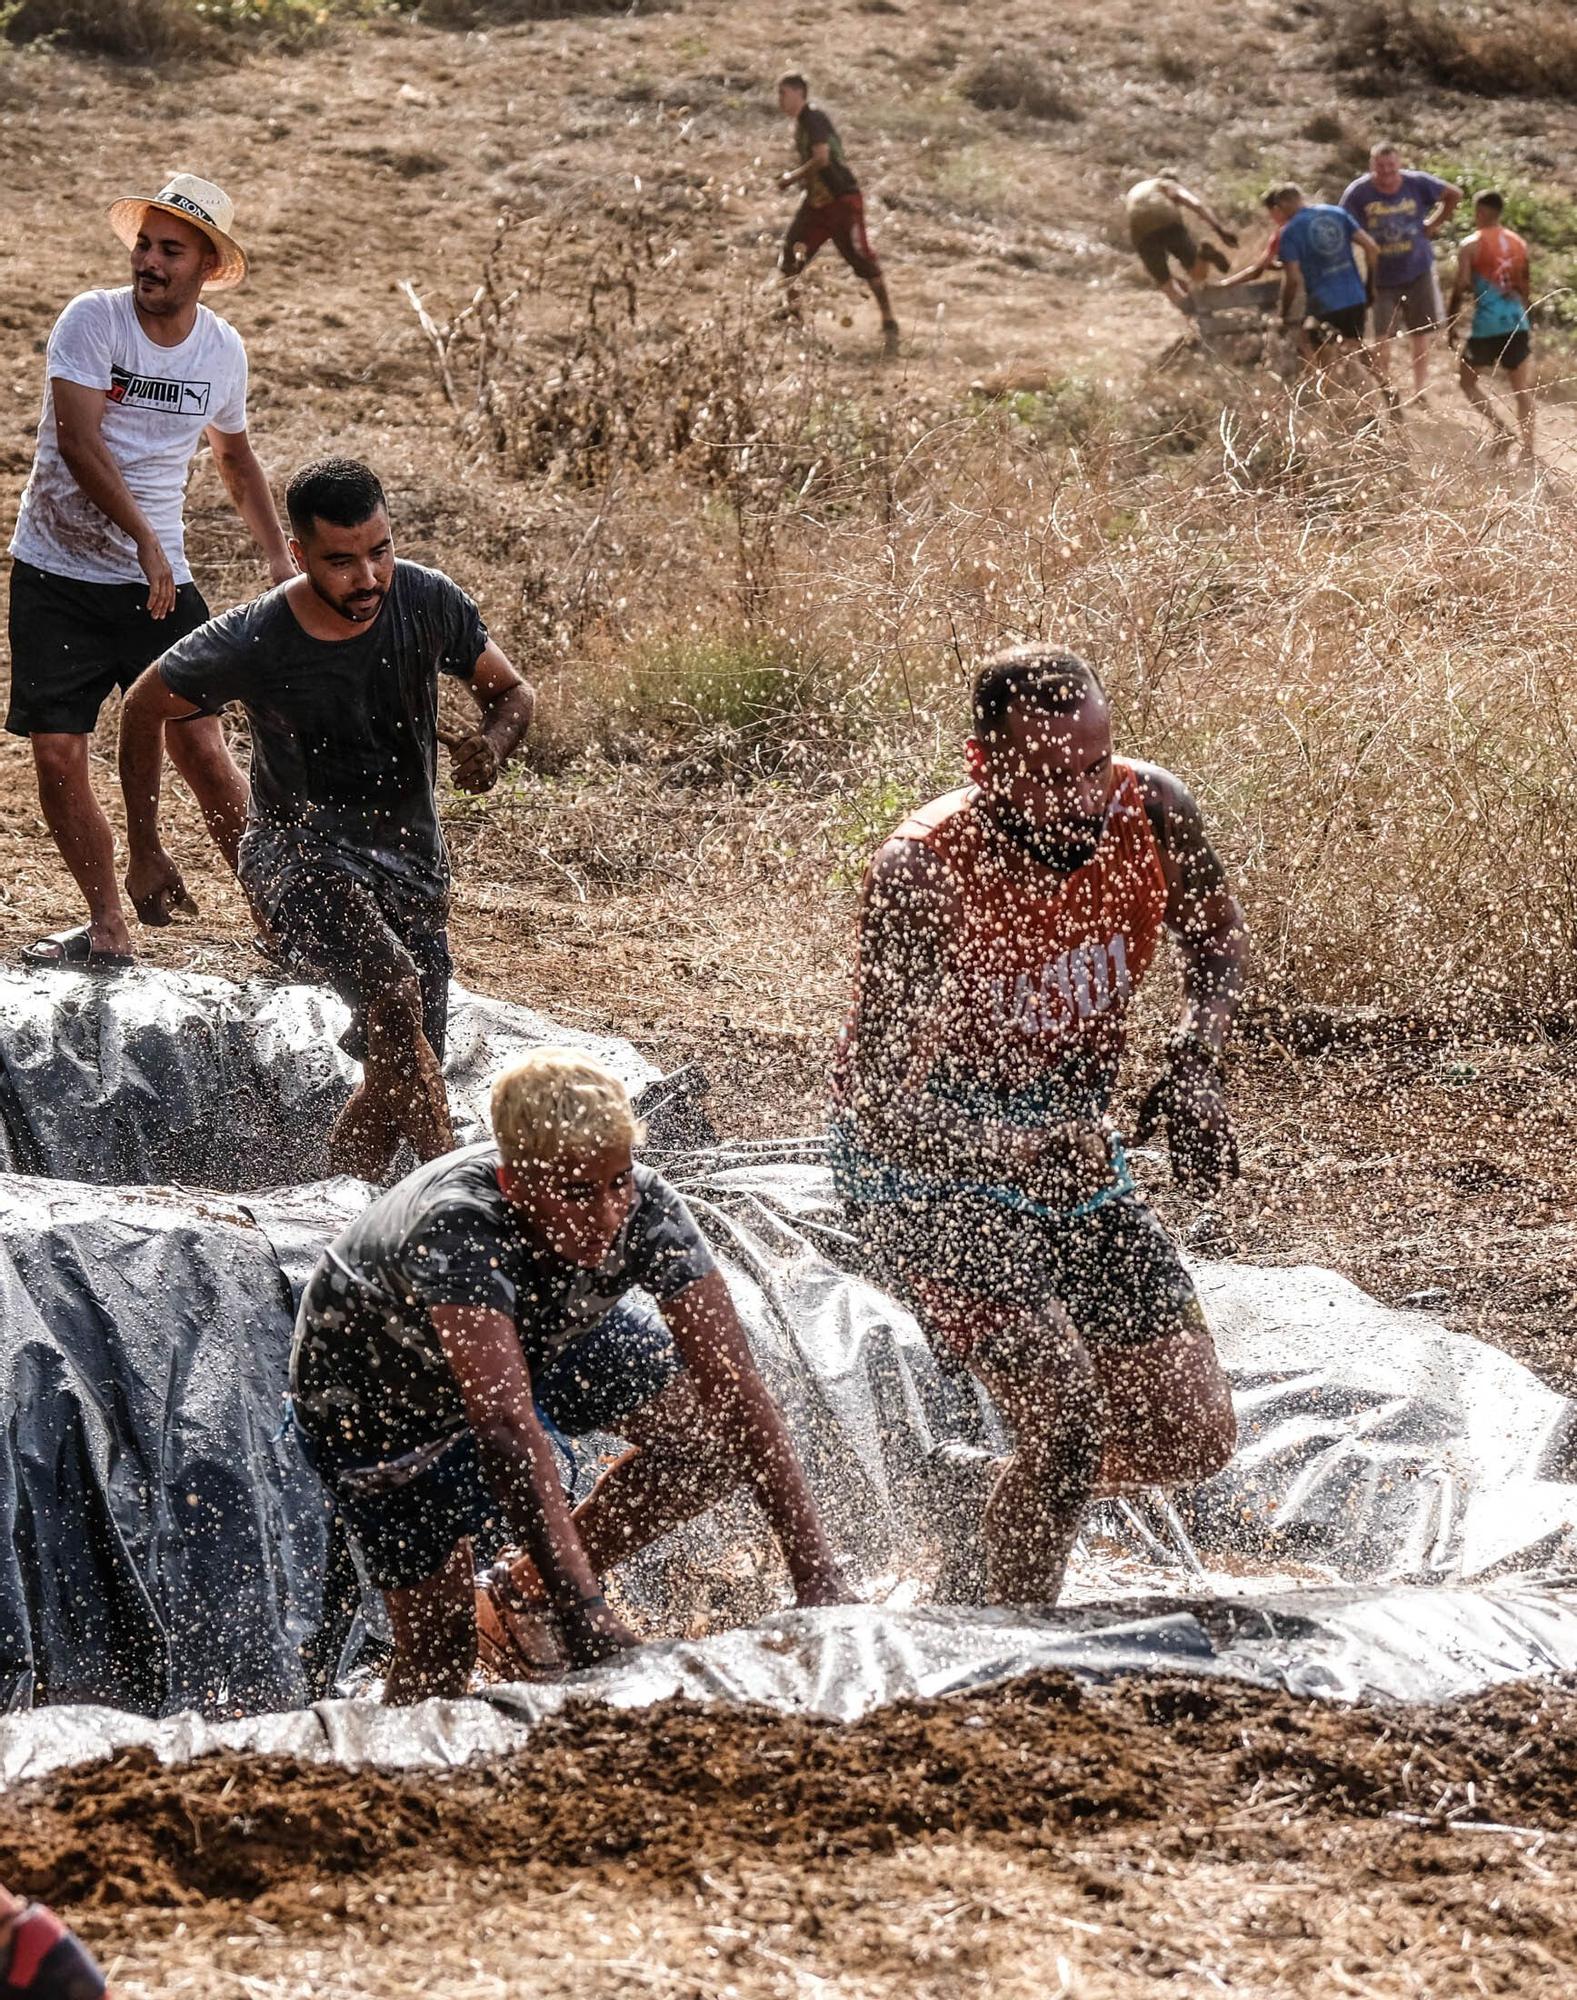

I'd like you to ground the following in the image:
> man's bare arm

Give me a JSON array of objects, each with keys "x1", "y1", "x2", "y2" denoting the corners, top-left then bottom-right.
[
  {"x1": 52, "y1": 378, "x2": 175, "y2": 616},
  {"x1": 1447, "y1": 241, "x2": 1474, "y2": 343},
  {"x1": 1132, "y1": 765, "x2": 1246, "y2": 1189},
  {"x1": 662, "y1": 1271, "x2": 849, "y2": 1606},
  {"x1": 447, "y1": 641, "x2": 535, "y2": 794},
  {"x1": 205, "y1": 427, "x2": 294, "y2": 584},
  {"x1": 1353, "y1": 226, "x2": 1380, "y2": 286},
  {"x1": 1139, "y1": 765, "x2": 1247, "y2": 1057},
  {"x1": 429, "y1": 1303, "x2": 637, "y2": 1666},
  {"x1": 780, "y1": 141, "x2": 831, "y2": 190},
  {"x1": 1424, "y1": 181, "x2": 1463, "y2": 239},
  {"x1": 1169, "y1": 183, "x2": 1235, "y2": 242}
]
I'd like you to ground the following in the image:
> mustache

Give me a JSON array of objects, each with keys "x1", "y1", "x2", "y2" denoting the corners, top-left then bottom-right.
[{"x1": 990, "y1": 805, "x2": 1105, "y2": 870}]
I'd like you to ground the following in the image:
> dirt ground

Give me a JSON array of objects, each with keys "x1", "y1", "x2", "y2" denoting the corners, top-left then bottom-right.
[
  {"x1": 13, "y1": 1675, "x2": 1577, "y2": 1997},
  {"x1": 5, "y1": 3, "x2": 1577, "y2": 1992}
]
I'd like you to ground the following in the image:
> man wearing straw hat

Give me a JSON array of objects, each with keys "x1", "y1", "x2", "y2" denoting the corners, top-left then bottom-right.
[{"x1": 7, "y1": 172, "x2": 294, "y2": 969}]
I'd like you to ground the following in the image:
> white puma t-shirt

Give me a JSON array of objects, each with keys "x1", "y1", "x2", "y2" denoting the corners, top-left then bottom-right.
[{"x1": 9, "y1": 287, "x2": 249, "y2": 586}]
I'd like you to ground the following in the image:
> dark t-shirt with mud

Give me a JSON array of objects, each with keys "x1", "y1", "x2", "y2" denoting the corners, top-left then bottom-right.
[
  {"x1": 797, "y1": 106, "x2": 859, "y2": 205},
  {"x1": 289, "y1": 1145, "x2": 717, "y2": 1463},
  {"x1": 159, "y1": 559, "x2": 486, "y2": 916}
]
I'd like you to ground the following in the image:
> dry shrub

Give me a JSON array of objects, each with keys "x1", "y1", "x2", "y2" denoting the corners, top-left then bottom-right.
[
  {"x1": 2, "y1": 0, "x2": 391, "y2": 56},
  {"x1": 415, "y1": 0, "x2": 661, "y2": 19},
  {"x1": 2, "y1": 0, "x2": 216, "y2": 56},
  {"x1": 421, "y1": 196, "x2": 1577, "y2": 1019},
  {"x1": 961, "y1": 51, "x2": 1080, "y2": 122},
  {"x1": 1332, "y1": 0, "x2": 1577, "y2": 100}
]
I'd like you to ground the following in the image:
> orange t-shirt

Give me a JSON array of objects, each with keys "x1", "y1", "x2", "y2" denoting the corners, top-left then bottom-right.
[{"x1": 835, "y1": 760, "x2": 1170, "y2": 1123}]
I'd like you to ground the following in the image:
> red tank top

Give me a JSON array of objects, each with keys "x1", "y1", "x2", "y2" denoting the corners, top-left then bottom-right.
[{"x1": 835, "y1": 761, "x2": 1170, "y2": 1119}]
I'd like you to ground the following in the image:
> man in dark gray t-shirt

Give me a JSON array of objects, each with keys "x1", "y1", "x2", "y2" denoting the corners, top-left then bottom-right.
[
  {"x1": 119, "y1": 456, "x2": 536, "y2": 1178},
  {"x1": 290, "y1": 1048, "x2": 849, "y2": 1701}
]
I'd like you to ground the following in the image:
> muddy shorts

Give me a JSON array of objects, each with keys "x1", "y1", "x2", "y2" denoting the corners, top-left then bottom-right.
[
  {"x1": 6, "y1": 558, "x2": 210, "y2": 737},
  {"x1": 1465, "y1": 328, "x2": 1531, "y2": 373},
  {"x1": 783, "y1": 193, "x2": 882, "y2": 285},
  {"x1": 850, "y1": 1187, "x2": 1198, "y2": 1367},
  {"x1": 241, "y1": 832, "x2": 451, "y2": 1064},
  {"x1": 1373, "y1": 270, "x2": 1443, "y2": 338},
  {"x1": 1305, "y1": 301, "x2": 1369, "y2": 344},
  {"x1": 292, "y1": 1295, "x2": 682, "y2": 1592},
  {"x1": 1131, "y1": 218, "x2": 1199, "y2": 287}
]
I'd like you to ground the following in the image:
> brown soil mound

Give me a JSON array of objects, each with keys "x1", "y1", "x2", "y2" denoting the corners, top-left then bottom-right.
[{"x1": 9, "y1": 1674, "x2": 1575, "y2": 1920}]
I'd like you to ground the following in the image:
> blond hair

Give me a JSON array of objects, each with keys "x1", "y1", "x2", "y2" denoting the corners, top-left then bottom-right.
[{"x1": 489, "y1": 1047, "x2": 644, "y2": 1168}]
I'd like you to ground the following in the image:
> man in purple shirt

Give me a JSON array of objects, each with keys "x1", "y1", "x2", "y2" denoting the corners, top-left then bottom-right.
[{"x1": 1341, "y1": 143, "x2": 1461, "y2": 404}]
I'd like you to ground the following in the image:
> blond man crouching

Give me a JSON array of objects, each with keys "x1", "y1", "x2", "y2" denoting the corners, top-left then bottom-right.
[{"x1": 288, "y1": 1048, "x2": 849, "y2": 1702}]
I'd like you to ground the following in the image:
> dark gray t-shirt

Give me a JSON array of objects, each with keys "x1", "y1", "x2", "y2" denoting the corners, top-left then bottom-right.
[
  {"x1": 159, "y1": 560, "x2": 486, "y2": 908},
  {"x1": 289, "y1": 1145, "x2": 717, "y2": 1462}
]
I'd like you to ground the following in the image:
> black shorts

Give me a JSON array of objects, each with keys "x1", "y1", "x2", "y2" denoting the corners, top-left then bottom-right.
[
  {"x1": 1132, "y1": 218, "x2": 1199, "y2": 287},
  {"x1": 240, "y1": 833, "x2": 451, "y2": 1063},
  {"x1": 1306, "y1": 302, "x2": 1369, "y2": 344},
  {"x1": 6, "y1": 558, "x2": 210, "y2": 737},
  {"x1": 851, "y1": 1188, "x2": 1198, "y2": 1367},
  {"x1": 1464, "y1": 329, "x2": 1531, "y2": 374},
  {"x1": 292, "y1": 1296, "x2": 682, "y2": 1591}
]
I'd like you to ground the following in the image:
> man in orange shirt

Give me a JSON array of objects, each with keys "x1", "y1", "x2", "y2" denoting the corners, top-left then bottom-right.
[
  {"x1": 832, "y1": 647, "x2": 1245, "y2": 1605},
  {"x1": 1447, "y1": 190, "x2": 1535, "y2": 458}
]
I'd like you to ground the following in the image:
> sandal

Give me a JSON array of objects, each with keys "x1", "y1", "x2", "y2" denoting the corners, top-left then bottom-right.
[{"x1": 20, "y1": 926, "x2": 134, "y2": 971}]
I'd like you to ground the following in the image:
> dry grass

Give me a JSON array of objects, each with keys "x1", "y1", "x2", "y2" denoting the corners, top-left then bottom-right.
[
  {"x1": 0, "y1": 0, "x2": 396, "y2": 57},
  {"x1": 1331, "y1": 0, "x2": 1577, "y2": 102},
  {"x1": 406, "y1": 190, "x2": 1577, "y2": 1021},
  {"x1": 960, "y1": 51, "x2": 1081, "y2": 123}
]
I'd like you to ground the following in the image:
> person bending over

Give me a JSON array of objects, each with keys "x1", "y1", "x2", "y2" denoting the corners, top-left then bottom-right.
[
  {"x1": 832, "y1": 647, "x2": 1244, "y2": 1606},
  {"x1": 776, "y1": 72, "x2": 900, "y2": 358},
  {"x1": 1448, "y1": 191, "x2": 1536, "y2": 460},
  {"x1": 118, "y1": 456, "x2": 535, "y2": 1179},
  {"x1": 289, "y1": 1048, "x2": 849, "y2": 1701},
  {"x1": 1264, "y1": 184, "x2": 1389, "y2": 406},
  {"x1": 1123, "y1": 173, "x2": 1238, "y2": 317}
]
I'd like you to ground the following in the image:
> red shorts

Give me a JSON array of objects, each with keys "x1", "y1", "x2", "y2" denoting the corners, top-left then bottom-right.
[{"x1": 782, "y1": 193, "x2": 882, "y2": 286}]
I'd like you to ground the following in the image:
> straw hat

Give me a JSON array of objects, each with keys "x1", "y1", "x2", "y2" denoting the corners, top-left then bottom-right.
[{"x1": 107, "y1": 173, "x2": 248, "y2": 290}]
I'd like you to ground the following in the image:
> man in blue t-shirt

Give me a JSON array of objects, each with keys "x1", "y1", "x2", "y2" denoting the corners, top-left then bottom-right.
[
  {"x1": 1341, "y1": 144, "x2": 1460, "y2": 404},
  {"x1": 1263, "y1": 183, "x2": 1391, "y2": 403}
]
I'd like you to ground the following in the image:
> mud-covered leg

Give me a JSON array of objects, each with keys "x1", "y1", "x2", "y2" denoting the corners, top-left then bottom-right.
[
  {"x1": 329, "y1": 971, "x2": 454, "y2": 1176},
  {"x1": 973, "y1": 1304, "x2": 1102, "y2": 1605},
  {"x1": 383, "y1": 1537, "x2": 477, "y2": 1704}
]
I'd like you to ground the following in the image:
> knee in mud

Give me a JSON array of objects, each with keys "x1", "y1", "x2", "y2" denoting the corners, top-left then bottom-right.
[{"x1": 976, "y1": 1305, "x2": 1085, "y2": 1393}]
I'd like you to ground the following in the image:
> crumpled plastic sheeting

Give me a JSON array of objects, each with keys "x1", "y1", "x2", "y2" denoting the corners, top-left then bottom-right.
[
  {"x1": 0, "y1": 966, "x2": 658, "y2": 1190},
  {"x1": 676, "y1": 1146, "x2": 1577, "y2": 1594},
  {"x1": 8, "y1": 1588, "x2": 1577, "y2": 1786},
  {"x1": 2, "y1": 973, "x2": 1577, "y2": 1767}
]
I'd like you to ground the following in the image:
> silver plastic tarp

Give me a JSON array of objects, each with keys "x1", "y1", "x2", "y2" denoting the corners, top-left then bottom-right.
[{"x1": 0, "y1": 969, "x2": 1573, "y2": 1783}]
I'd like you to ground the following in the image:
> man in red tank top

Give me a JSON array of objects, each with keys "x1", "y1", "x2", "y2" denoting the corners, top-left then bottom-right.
[{"x1": 832, "y1": 647, "x2": 1246, "y2": 1605}]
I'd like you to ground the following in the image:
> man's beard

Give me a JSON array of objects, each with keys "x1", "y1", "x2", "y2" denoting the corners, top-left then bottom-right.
[
  {"x1": 313, "y1": 577, "x2": 386, "y2": 624},
  {"x1": 990, "y1": 804, "x2": 1105, "y2": 873}
]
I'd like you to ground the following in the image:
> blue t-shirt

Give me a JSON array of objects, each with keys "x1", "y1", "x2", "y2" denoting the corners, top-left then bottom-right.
[
  {"x1": 1341, "y1": 172, "x2": 1446, "y2": 288},
  {"x1": 1278, "y1": 204, "x2": 1367, "y2": 314}
]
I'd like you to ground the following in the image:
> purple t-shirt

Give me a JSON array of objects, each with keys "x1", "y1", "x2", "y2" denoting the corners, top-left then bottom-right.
[{"x1": 1340, "y1": 171, "x2": 1447, "y2": 288}]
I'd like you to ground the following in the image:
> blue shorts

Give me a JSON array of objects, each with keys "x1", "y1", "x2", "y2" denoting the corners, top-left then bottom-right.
[{"x1": 295, "y1": 1295, "x2": 681, "y2": 1592}]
